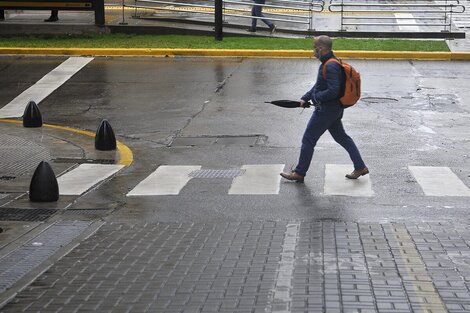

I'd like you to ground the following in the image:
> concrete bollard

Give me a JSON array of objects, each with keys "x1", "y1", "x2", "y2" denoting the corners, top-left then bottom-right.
[
  {"x1": 95, "y1": 119, "x2": 117, "y2": 151},
  {"x1": 23, "y1": 101, "x2": 43, "y2": 128},
  {"x1": 29, "y1": 161, "x2": 59, "y2": 202}
]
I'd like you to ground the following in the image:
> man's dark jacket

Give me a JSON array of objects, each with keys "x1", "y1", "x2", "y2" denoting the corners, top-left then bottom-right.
[{"x1": 301, "y1": 51, "x2": 344, "y2": 106}]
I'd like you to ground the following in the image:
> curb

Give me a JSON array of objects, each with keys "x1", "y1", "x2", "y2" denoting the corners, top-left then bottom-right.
[
  {"x1": 0, "y1": 48, "x2": 469, "y2": 60},
  {"x1": 0, "y1": 119, "x2": 133, "y2": 167}
]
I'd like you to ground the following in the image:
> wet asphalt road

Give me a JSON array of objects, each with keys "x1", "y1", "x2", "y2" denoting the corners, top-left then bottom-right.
[{"x1": 1, "y1": 56, "x2": 470, "y2": 224}]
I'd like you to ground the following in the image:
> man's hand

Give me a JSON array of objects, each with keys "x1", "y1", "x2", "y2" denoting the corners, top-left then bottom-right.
[{"x1": 299, "y1": 100, "x2": 306, "y2": 108}]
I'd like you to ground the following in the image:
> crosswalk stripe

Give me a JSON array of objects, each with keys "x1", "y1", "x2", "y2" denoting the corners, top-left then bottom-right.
[
  {"x1": 127, "y1": 165, "x2": 201, "y2": 196},
  {"x1": 0, "y1": 57, "x2": 93, "y2": 118},
  {"x1": 323, "y1": 164, "x2": 374, "y2": 197},
  {"x1": 57, "y1": 164, "x2": 124, "y2": 196},
  {"x1": 228, "y1": 164, "x2": 284, "y2": 195},
  {"x1": 409, "y1": 166, "x2": 470, "y2": 196}
]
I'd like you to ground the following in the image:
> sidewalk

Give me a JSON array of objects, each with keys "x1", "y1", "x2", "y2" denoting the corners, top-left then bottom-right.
[{"x1": 2, "y1": 220, "x2": 470, "y2": 312}]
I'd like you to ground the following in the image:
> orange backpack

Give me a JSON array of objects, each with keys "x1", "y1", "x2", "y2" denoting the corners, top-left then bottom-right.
[{"x1": 323, "y1": 58, "x2": 361, "y2": 108}]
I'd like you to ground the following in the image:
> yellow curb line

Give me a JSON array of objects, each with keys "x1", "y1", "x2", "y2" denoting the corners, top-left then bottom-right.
[
  {"x1": 0, "y1": 47, "x2": 469, "y2": 60},
  {"x1": 0, "y1": 119, "x2": 133, "y2": 167}
]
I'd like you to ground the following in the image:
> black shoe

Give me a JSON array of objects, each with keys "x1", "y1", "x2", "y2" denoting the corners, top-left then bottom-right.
[
  {"x1": 44, "y1": 16, "x2": 59, "y2": 22},
  {"x1": 247, "y1": 28, "x2": 256, "y2": 33}
]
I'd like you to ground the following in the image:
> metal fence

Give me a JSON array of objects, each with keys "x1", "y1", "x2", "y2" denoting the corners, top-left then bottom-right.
[
  {"x1": 329, "y1": 0, "x2": 466, "y2": 32},
  {"x1": 123, "y1": 0, "x2": 325, "y2": 30},
  {"x1": 122, "y1": 0, "x2": 466, "y2": 33}
]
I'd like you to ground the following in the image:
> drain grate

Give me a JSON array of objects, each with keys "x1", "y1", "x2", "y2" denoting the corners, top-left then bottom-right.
[
  {"x1": 53, "y1": 158, "x2": 116, "y2": 164},
  {"x1": 0, "y1": 208, "x2": 57, "y2": 222},
  {"x1": 0, "y1": 221, "x2": 92, "y2": 293},
  {"x1": 189, "y1": 169, "x2": 245, "y2": 179}
]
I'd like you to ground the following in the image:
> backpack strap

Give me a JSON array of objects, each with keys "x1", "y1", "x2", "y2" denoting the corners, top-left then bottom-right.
[{"x1": 322, "y1": 58, "x2": 341, "y2": 79}]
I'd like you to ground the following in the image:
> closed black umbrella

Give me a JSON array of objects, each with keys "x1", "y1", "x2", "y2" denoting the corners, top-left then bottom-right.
[{"x1": 265, "y1": 100, "x2": 311, "y2": 108}]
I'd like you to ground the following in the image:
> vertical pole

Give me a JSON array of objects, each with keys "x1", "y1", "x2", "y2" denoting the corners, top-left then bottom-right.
[
  {"x1": 0, "y1": 9, "x2": 5, "y2": 20},
  {"x1": 94, "y1": 0, "x2": 105, "y2": 26},
  {"x1": 340, "y1": 0, "x2": 344, "y2": 31},
  {"x1": 309, "y1": 1, "x2": 313, "y2": 31},
  {"x1": 119, "y1": 0, "x2": 127, "y2": 25},
  {"x1": 215, "y1": 0, "x2": 223, "y2": 41}
]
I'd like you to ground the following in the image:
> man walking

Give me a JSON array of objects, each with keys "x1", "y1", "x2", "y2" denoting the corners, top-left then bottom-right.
[
  {"x1": 280, "y1": 35, "x2": 368, "y2": 183},
  {"x1": 248, "y1": 0, "x2": 276, "y2": 33}
]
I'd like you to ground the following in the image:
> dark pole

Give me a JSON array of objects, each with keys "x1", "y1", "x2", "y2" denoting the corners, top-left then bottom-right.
[
  {"x1": 94, "y1": 0, "x2": 105, "y2": 26},
  {"x1": 215, "y1": 0, "x2": 223, "y2": 41},
  {"x1": 0, "y1": 10, "x2": 5, "y2": 20}
]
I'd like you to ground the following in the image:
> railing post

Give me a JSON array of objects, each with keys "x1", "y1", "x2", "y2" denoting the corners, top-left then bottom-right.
[
  {"x1": 94, "y1": 0, "x2": 105, "y2": 26},
  {"x1": 308, "y1": 0, "x2": 313, "y2": 31},
  {"x1": 340, "y1": 0, "x2": 345, "y2": 31},
  {"x1": 215, "y1": 0, "x2": 223, "y2": 41},
  {"x1": 120, "y1": 0, "x2": 128, "y2": 25}
]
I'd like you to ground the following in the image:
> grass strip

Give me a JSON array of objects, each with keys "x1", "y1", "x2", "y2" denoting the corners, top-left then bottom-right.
[{"x1": 0, "y1": 34, "x2": 449, "y2": 51}]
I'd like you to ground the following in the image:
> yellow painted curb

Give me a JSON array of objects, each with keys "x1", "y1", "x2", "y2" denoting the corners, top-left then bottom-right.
[
  {"x1": 0, "y1": 47, "x2": 469, "y2": 60},
  {"x1": 0, "y1": 119, "x2": 133, "y2": 167}
]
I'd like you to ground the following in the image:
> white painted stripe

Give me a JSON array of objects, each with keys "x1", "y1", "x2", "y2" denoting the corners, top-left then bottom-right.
[
  {"x1": 266, "y1": 223, "x2": 300, "y2": 313},
  {"x1": 0, "y1": 57, "x2": 93, "y2": 118},
  {"x1": 57, "y1": 164, "x2": 124, "y2": 196},
  {"x1": 127, "y1": 165, "x2": 201, "y2": 196},
  {"x1": 395, "y1": 13, "x2": 420, "y2": 32},
  {"x1": 323, "y1": 164, "x2": 374, "y2": 197},
  {"x1": 409, "y1": 166, "x2": 470, "y2": 196},
  {"x1": 228, "y1": 164, "x2": 284, "y2": 195}
]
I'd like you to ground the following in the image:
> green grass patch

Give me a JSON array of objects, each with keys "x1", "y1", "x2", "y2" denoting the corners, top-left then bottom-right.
[{"x1": 0, "y1": 34, "x2": 449, "y2": 51}]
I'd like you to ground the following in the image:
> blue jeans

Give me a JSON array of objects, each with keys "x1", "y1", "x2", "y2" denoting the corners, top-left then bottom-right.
[
  {"x1": 251, "y1": 3, "x2": 273, "y2": 29},
  {"x1": 294, "y1": 103, "x2": 366, "y2": 177}
]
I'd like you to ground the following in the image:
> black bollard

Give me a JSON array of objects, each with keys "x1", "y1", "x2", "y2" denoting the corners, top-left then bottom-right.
[
  {"x1": 23, "y1": 101, "x2": 43, "y2": 128},
  {"x1": 29, "y1": 161, "x2": 59, "y2": 202},
  {"x1": 95, "y1": 119, "x2": 117, "y2": 151}
]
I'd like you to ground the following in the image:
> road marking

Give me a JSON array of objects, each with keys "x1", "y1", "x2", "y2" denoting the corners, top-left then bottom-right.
[
  {"x1": 395, "y1": 13, "x2": 420, "y2": 31},
  {"x1": 57, "y1": 164, "x2": 124, "y2": 195},
  {"x1": 0, "y1": 57, "x2": 93, "y2": 118},
  {"x1": 409, "y1": 166, "x2": 470, "y2": 196},
  {"x1": 323, "y1": 164, "x2": 374, "y2": 197},
  {"x1": 266, "y1": 222, "x2": 300, "y2": 313},
  {"x1": 228, "y1": 164, "x2": 284, "y2": 195},
  {"x1": 127, "y1": 165, "x2": 201, "y2": 196}
]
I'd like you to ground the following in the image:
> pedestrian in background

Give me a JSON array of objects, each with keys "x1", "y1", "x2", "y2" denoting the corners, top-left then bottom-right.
[
  {"x1": 44, "y1": 9, "x2": 58, "y2": 22},
  {"x1": 248, "y1": 0, "x2": 276, "y2": 33},
  {"x1": 280, "y1": 35, "x2": 368, "y2": 183}
]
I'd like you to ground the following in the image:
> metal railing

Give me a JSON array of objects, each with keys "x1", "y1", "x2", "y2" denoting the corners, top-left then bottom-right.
[
  {"x1": 222, "y1": 0, "x2": 324, "y2": 30},
  {"x1": 329, "y1": 0, "x2": 466, "y2": 32},
  {"x1": 122, "y1": 0, "x2": 325, "y2": 31},
  {"x1": 121, "y1": 0, "x2": 466, "y2": 34}
]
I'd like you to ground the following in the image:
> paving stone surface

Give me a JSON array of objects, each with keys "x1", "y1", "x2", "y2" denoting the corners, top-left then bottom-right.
[{"x1": 2, "y1": 221, "x2": 470, "y2": 312}]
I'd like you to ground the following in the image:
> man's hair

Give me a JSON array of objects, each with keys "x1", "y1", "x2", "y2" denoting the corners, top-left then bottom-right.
[{"x1": 316, "y1": 35, "x2": 332, "y2": 51}]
